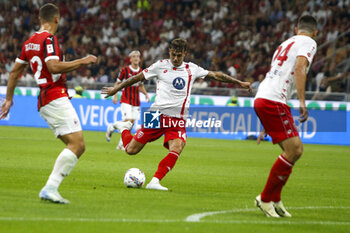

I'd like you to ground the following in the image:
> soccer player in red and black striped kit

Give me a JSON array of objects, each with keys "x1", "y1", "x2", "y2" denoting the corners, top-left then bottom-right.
[
  {"x1": 106, "y1": 50, "x2": 150, "y2": 150},
  {"x1": 0, "y1": 3, "x2": 97, "y2": 204}
]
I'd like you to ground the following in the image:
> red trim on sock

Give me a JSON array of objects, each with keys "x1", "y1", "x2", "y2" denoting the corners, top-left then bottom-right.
[
  {"x1": 121, "y1": 130, "x2": 133, "y2": 149},
  {"x1": 279, "y1": 155, "x2": 294, "y2": 167},
  {"x1": 154, "y1": 151, "x2": 180, "y2": 181}
]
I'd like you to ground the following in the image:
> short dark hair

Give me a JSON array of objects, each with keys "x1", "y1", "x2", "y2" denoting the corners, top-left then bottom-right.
[
  {"x1": 169, "y1": 38, "x2": 187, "y2": 52},
  {"x1": 39, "y1": 3, "x2": 59, "y2": 22},
  {"x1": 298, "y1": 15, "x2": 317, "y2": 33}
]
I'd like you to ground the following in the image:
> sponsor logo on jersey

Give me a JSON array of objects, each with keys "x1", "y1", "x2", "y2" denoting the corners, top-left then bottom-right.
[{"x1": 172, "y1": 77, "x2": 185, "y2": 90}]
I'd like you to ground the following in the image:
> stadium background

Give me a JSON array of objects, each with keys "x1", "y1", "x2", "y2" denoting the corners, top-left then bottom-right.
[
  {"x1": 0, "y1": 0, "x2": 349, "y2": 98},
  {"x1": 1, "y1": 1, "x2": 350, "y2": 233},
  {"x1": 0, "y1": 0, "x2": 349, "y2": 145}
]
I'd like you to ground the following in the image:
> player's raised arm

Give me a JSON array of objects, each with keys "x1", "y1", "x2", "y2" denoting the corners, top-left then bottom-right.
[
  {"x1": 46, "y1": 54, "x2": 97, "y2": 74},
  {"x1": 206, "y1": 71, "x2": 252, "y2": 92},
  {"x1": 294, "y1": 56, "x2": 309, "y2": 122},
  {"x1": 0, "y1": 62, "x2": 27, "y2": 119},
  {"x1": 101, "y1": 72, "x2": 146, "y2": 98},
  {"x1": 139, "y1": 83, "x2": 150, "y2": 102}
]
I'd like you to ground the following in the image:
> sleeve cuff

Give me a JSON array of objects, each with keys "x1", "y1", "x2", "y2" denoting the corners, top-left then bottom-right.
[
  {"x1": 296, "y1": 55, "x2": 312, "y2": 64},
  {"x1": 44, "y1": 56, "x2": 59, "y2": 63},
  {"x1": 15, "y1": 58, "x2": 28, "y2": 64},
  {"x1": 142, "y1": 70, "x2": 151, "y2": 80}
]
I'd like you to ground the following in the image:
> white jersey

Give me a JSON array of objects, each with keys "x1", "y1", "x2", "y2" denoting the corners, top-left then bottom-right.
[
  {"x1": 255, "y1": 35, "x2": 317, "y2": 104},
  {"x1": 143, "y1": 59, "x2": 209, "y2": 118}
]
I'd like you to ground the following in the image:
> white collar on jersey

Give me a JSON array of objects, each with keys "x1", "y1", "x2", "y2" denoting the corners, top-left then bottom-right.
[
  {"x1": 129, "y1": 65, "x2": 140, "y2": 72},
  {"x1": 36, "y1": 30, "x2": 50, "y2": 34}
]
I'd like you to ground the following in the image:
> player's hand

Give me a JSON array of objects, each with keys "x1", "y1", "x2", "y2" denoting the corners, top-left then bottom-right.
[
  {"x1": 82, "y1": 55, "x2": 97, "y2": 65},
  {"x1": 257, "y1": 128, "x2": 267, "y2": 145},
  {"x1": 112, "y1": 94, "x2": 118, "y2": 104},
  {"x1": 299, "y1": 102, "x2": 308, "y2": 123},
  {"x1": 145, "y1": 95, "x2": 150, "y2": 102},
  {"x1": 101, "y1": 87, "x2": 117, "y2": 98},
  {"x1": 240, "y1": 81, "x2": 252, "y2": 93},
  {"x1": 0, "y1": 99, "x2": 12, "y2": 119}
]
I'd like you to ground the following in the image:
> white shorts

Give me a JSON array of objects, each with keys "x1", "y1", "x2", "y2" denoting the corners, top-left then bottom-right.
[
  {"x1": 39, "y1": 97, "x2": 82, "y2": 137},
  {"x1": 121, "y1": 102, "x2": 140, "y2": 120}
]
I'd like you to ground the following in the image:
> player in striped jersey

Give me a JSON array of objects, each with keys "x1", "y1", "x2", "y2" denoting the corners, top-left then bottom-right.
[{"x1": 106, "y1": 50, "x2": 150, "y2": 150}]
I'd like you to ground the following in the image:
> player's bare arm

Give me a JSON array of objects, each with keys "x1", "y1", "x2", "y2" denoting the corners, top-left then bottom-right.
[
  {"x1": 206, "y1": 71, "x2": 252, "y2": 92},
  {"x1": 46, "y1": 55, "x2": 97, "y2": 74},
  {"x1": 139, "y1": 83, "x2": 150, "y2": 102},
  {"x1": 102, "y1": 72, "x2": 146, "y2": 98},
  {"x1": 294, "y1": 56, "x2": 309, "y2": 122},
  {"x1": 257, "y1": 128, "x2": 267, "y2": 145},
  {"x1": 0, "y1": 62, "x2": 27, "y2": 119},
  {"x1": 112, "y1": 80, "x2": 121, "y2": 104}
]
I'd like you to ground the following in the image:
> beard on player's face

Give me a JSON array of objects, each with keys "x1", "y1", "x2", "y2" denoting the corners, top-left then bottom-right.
[{"x1": 169, "y1": 49, "x2": 185, "y2": 67}]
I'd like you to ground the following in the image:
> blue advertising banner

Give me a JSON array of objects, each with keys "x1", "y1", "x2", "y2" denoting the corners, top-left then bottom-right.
[{"x1": 0, "y1": 95, "x2": 349, "y2": 146}]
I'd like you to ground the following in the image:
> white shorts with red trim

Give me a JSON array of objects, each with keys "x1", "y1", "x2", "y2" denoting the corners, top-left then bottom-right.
[
  {"x1": 121, "y1": 102, "x2": 140, "y2": 120},
  {"x1": 39, "y1": 97, "x2": 82, "y2": 137}
]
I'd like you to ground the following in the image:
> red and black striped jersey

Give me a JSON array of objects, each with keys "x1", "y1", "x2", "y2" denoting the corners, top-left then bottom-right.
[
  {"x1": 117, "y1": 65, "x2": 142, "y2": 106},
  {"x1": 16, "y1": 30, "x2": 68, "y2": 110}
]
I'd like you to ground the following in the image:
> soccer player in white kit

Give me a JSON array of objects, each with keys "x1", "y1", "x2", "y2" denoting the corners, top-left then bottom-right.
[
  {"x1": 0, "y1": 3, "x2": 97, "y2": 204},
  {"x1": 254, "y1": 15, "x2": 318, "y2": 217},
  {"x1": 102, "y1": 38, "x2": 252, "y2": 190}
]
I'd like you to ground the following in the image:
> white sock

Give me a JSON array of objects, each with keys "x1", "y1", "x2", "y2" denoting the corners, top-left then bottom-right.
[
  {"x1": 45, "y1": 148, "x2": 78, "y2": 189},
  {"x1": 150, "y1": 177, "x2": 159, "y2": 184},
  {"x1": 117, "y1": 138, "x2": 124, "y2": 147}
]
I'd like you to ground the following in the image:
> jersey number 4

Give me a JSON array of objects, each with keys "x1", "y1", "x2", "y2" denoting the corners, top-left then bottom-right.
[{"x1": 273, "y1": 42, "x2": 295, "y2": 66}]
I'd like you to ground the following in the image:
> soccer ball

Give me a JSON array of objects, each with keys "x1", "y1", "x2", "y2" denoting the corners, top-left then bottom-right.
[{"x1": 124, "y1": 168, "x2": 146, "y2": 188}]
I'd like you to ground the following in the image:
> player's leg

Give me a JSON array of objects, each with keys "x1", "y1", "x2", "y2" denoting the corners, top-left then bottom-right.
[
  {"x1": 106, "y1": 103, "x2": 132, "y2": 142},
  {"x1": 124, "y1": 138, "x2": 145, "y2": 155},
  {"x1": 268, "y1": 136, "x2": 302, "y2": 217},
  {"x1": 258, "y1": 137, "x2": 301, "y2": 218},
  {"x1": 117, "y1": 105, "x2": 140, "y2": 150},
  {"x1": 254, "y1": 98, "x2": 296, "y2": 217},
  {"x1": 116, "y1": 119, "x2": 135, "y2": 150},
  {"x1": 146, "y1": 129, "x2": 186, "y2": 191},
  {"x1": 38, "y1": 98, "x2": 83, "y2": 204}
]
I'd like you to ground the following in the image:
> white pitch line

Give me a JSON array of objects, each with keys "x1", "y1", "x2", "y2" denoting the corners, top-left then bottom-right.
[
  {"x1": 0, "y1": 216, "x2": 349, "y2": 226},
  {"x1": 0, "y1": 206, "x2": 349, "y2": 226},
  {"x1": 185, "y1": 206, "x2": 350, "y2": 222}
]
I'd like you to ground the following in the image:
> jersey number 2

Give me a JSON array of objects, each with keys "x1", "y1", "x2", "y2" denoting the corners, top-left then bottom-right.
[
  {"x1": 30, "y1": 56, "x2": 45, "y2": 84},
  {"x1": 273, "y1": 42, "x2": 295, "y2": 66}
]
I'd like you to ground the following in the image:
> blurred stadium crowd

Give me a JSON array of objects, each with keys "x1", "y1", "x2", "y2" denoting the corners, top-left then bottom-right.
[{"x1": 0, "y1": 0, "x2": 349, "y2": 98}]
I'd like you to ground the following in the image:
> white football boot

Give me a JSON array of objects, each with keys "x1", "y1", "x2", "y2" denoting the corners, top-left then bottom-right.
[
  {"x1": 274, "y1": 201, "x2": 292, "y2": 217},
  {"x1": 116, "y1": 144, "x2": 125, "y2": 151},
  {"x1": 106, "y1": 125, "x2": 115, "y2": 142},
  {"x1": 39, "y1": 185, "x2": 69, "y2": 204},
  {"x1": 146, "y1": 178, "x2": 168, "y2": 191},
  {"x1": 255, "y1": 195, "x2": 280, "y2": 218},
  {"x1": 116, "y1": 139, "x2": 125, "y2": 151}
]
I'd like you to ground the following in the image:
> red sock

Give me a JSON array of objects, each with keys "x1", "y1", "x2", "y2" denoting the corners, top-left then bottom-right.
[
  {"x1": 121, "y1": 130, "x2": 133, "y2": 149},
  {"x1": 261, "y1": 155, "x2": 293, "y2": 202},
  {"x1": 154, "y1": 151, "x2": 179, "y2": 181}
]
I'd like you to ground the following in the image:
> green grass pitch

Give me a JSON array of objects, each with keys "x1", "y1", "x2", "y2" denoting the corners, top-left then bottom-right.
[{"x1": 0, "y1": 125, "x2": 349, "y2": 233}]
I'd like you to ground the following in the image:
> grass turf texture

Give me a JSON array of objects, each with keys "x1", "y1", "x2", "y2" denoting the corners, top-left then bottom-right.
[{"x1": 0, "y1": 125, "x2": 349, "y2": 233}]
